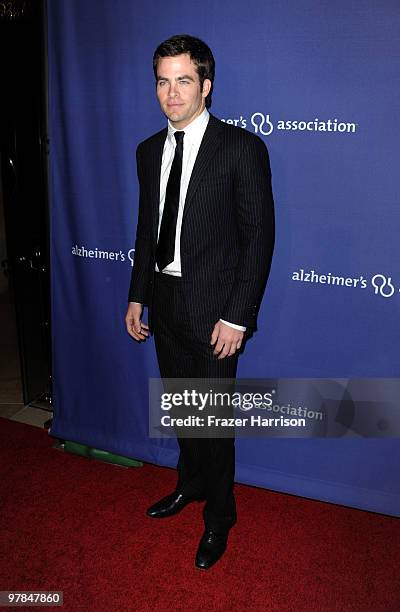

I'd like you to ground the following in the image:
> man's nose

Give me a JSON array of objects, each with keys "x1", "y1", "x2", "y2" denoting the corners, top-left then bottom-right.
[{"x1": 168, "y1": 82, "x2": 178, "y2": 97}]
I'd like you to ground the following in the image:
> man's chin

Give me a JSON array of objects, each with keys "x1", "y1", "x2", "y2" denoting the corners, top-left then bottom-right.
[{"x1": 166, "y1": 111, "x2": 185, "y2": 123}]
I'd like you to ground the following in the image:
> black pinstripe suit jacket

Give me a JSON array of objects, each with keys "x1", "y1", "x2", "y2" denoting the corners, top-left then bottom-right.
[{"x1": 128, "y1": 113, "x2": 275, "y2": 332}]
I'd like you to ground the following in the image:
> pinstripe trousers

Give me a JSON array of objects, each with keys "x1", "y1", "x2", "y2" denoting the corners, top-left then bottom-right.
[{"x1": 152, "y1": 271, "x2": 238, "y2": 534}]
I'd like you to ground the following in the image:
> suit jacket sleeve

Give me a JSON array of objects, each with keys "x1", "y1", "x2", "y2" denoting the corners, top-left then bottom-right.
[
  {"x1": 220, "y1": 134, "x2": 275, "y2": 329},
  {"x1": 128, "y1": 144, "x2": 153, "y2": 305}
]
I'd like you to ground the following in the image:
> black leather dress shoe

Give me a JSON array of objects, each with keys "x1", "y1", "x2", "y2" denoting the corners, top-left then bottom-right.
[
  {"x1": 195, "y1": 530, "x2": 228, "y2": 569},
  {"x1": 146, "y1": 492, "x2": 197, "y2": 518}
]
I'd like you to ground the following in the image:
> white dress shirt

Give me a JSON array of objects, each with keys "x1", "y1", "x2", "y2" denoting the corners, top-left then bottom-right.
[
  {"x1": 138, "y1": 108, "x2": 245, "y2": 332},
  {"x1": 156, "y1": 108, "x2": 209, "y2": 276}
]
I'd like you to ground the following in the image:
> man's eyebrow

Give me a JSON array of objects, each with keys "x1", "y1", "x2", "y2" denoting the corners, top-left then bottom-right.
[{"x1": 156, "y1": 75, "x2": 195, "y2": 81}]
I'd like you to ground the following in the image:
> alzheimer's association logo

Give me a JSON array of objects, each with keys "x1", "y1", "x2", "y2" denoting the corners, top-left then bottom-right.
[
  {"x1": 222, "y1": 112, "x2": 358, "y2": 136},
  {"x1": 251, "y1": 113, "x2": 274, "y2": 136}
]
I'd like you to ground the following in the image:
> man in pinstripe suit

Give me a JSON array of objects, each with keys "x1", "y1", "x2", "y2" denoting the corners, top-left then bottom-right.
[{"x1": 125, "y1": 35, "x2": 274, "y2": 569}]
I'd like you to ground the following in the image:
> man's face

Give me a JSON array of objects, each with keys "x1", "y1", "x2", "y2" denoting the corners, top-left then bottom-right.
[{"x1": 156, "y1": 54, "x2": 211, "y2": 129}]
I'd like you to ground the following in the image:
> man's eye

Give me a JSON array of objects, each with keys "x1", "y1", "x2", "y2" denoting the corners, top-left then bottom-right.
[
  {"x1": 158, "y1": 81, "x2": 166, "y2": 87},
  {"x1": 179, "y1": 80, "x2": 189, "y2": 85}
]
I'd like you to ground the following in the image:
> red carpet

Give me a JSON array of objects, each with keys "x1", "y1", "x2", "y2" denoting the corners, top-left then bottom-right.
[{"x1": 0, "y1": 417, "x2": 399, "y2": 611}]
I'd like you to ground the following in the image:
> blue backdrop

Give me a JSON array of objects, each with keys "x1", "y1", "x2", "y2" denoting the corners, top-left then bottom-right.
[{"x1": 48, "y1": 0, "x2": 400, "y2": 516}]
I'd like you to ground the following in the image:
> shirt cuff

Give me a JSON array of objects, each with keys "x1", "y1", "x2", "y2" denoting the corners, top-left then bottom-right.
[{"x1": 219, "y1": 319, "x2": 246, "y2": 332}]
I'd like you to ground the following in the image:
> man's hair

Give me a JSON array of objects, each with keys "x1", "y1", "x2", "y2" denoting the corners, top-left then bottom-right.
[{"x1": 153, "y1": 34, "x2": 215, "y2": 109}]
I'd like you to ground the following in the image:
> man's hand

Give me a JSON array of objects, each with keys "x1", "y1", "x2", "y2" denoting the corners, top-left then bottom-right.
[
  {"x1": 210, "y1": 321, "x2": 244, "y2": 359},
  {"x1": 125, "y1": 302, "x2": 149, "y2": 342}
]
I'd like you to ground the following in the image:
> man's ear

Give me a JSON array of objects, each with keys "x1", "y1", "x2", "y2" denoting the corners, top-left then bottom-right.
[{"x1": 202, "y1": 78, "x2": 212, "y2": 99}]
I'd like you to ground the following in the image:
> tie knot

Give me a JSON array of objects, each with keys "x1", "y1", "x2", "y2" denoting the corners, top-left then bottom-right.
[{"x1": 174, "y1": 131, "x2": 184, "y2": 146}]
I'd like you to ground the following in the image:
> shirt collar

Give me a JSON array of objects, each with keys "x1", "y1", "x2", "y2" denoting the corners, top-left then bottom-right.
[{"x1": 167, "y1": 108, "x2": 209, "y2": 145}]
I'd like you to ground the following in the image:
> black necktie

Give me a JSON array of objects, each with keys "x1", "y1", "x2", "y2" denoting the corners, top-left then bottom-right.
[{"x1": 156, "y1": 131, "x2": 185, "y2": 272}]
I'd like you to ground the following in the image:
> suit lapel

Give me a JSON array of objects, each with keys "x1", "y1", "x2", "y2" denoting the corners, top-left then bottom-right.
[
  {"x1": 183, "y1": 114, "x2": 224, "y2": 215},
  {"x1": 148, "y1": 128, "x2": 167, "y2": 243}
]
